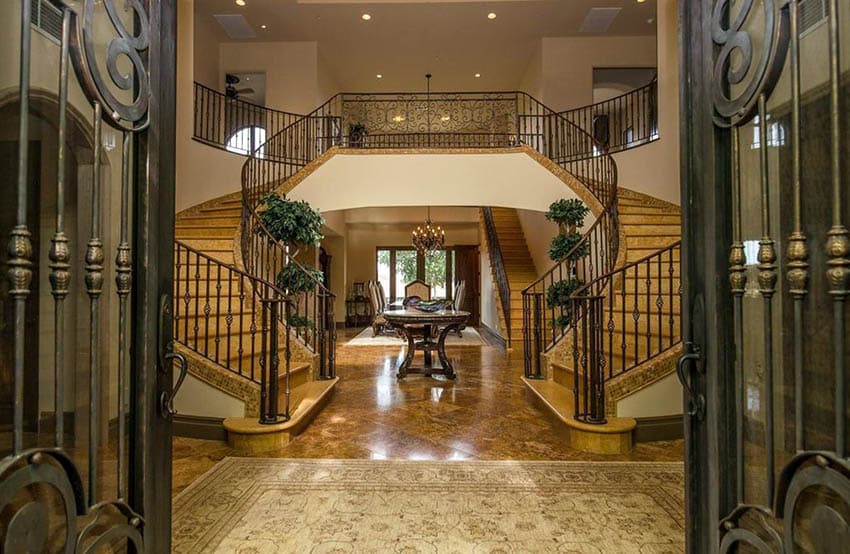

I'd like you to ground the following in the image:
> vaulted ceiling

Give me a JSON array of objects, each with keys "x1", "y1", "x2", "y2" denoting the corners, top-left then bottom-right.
[{"x1": 196, "y1": 0, "x2": 657, "y2": 91}]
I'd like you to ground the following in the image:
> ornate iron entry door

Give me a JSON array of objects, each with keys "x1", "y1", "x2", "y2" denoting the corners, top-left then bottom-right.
[
  {"x1": 682, "y1": 0, "x2": 849, "y2": 552},
  {"x1": 1, "y1": 1, "x2": 175, "y2": 552}
]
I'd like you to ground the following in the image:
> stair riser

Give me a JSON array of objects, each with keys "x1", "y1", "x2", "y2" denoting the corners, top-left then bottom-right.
[
  {"x1": 626, "y1": 236, "x2": 681, "y2": 249},
  {"x1": 175, "y1": 227, "x2": 238, "y2": 239},
  {"x1": 177, "y1": 215, "x2": 242, "y2": 226},
  {"x1": 619, "y1": 214, "x2": 681, "y2": 225}
]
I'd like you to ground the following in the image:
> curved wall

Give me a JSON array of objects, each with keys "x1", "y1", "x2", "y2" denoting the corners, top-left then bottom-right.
[{"x1": 287, "y1": 151, "x2": 584, "y2": 213}]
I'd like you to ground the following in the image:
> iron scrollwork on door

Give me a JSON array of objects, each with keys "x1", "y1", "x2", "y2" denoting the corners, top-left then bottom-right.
[
  {"x1": 2, "y1": 0, "x2": 152, "y2": 551},
  {"x1": 712, "y1": 0, "x2": 850, "y2": 552}
]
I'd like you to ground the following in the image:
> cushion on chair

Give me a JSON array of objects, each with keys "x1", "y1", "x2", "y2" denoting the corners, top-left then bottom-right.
[{"x1": 404, "y1": 279, "x2": 431, "y2": 301}]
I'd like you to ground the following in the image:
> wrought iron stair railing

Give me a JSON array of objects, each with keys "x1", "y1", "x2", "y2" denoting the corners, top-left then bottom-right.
[
  {"x1": 565, "y1": 241, "x2": 682, "y2": 423},
  {"x1": 481, "y1": 208, "x2": 513, "y2": 348},
  {"x1": 521, "y1": 80, "x2": 681, "y2": 425},
  {"x1": 172, "y1": 240, "x2": 316, "y2": 424}
]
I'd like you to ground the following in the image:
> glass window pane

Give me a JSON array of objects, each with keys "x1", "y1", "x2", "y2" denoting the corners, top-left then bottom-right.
[
  {"x1": 425, "y1": 250, "x2": 447, "y2": 299},
  {"x1": 395, "y1": 250, "x2": 417, "y2": 300},
  {"x1": 376, "y1": 249, "x2": 391, "y2": 303}
]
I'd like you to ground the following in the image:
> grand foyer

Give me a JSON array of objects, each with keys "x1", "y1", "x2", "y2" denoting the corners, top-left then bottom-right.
[{"x1": 1, "y1": 0, "x2": 849, "y2": 552}]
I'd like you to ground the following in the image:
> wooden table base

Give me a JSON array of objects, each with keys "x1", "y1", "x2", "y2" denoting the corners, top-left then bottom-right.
[{"x1": 396, "y1": 323, "x2": 461, "y2": 379}]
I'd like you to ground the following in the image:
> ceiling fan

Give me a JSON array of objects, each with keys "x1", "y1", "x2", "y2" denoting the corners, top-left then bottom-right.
[{"x1": 225, "y1": 73, "x2": 255, "y2": 99}]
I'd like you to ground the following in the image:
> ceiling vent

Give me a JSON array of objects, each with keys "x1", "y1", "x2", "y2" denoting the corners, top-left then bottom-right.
[
  {"x1": 213, "y1": 14, "x2": 256, "y2": 40},
  {"x1": 579, "y1": 7, "x2": 622, "y2": 33}
]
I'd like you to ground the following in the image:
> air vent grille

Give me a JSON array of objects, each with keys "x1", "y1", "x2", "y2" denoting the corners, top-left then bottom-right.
[
  {"x1": 579, "y1": 7, "x2": 622, "y2": 33},
  {"x1": 213, "y1": 14, "x2": 257, "y2": 40},
  {"x1": 800, "y1": 0, "x2": 827, "y2": 36},
  {"x1": 30, "y1": 0, "x2": 63, "y2": 44}
]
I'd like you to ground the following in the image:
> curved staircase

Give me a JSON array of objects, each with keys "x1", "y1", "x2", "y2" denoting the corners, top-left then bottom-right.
[{"x1": 177, "y1": 78, "x2": 679, "y2": 454}]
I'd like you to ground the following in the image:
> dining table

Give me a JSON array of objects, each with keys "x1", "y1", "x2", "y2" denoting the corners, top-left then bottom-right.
[{"x1": 381, "y1": 308, "x2": 470, "y2": 379}]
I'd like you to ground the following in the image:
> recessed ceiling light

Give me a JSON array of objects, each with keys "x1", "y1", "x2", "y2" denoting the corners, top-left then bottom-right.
[
  {"x1": 376, "y1": 74, "x2": 383, "y2": 79},
  {"x1": 260, "y1": 24, "x2": 267, "y2": 29},
  {"x1": 487, "y1": 12, "x2": 497, "y2": 20},
  {"x1": 235, "y1": 0, "x2": 246, "y2": 5},
  {"x1": 637, "y1": 0, "x2": 646, "y2": 3},
  {"x1": 474, "y1": 73, "x2": 481, "y2": 78},
  {"x1": 361, "y1": 13, "x2": 371, "y2": 21}
]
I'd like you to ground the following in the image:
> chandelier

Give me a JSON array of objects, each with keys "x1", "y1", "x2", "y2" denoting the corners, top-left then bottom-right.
[{"x1": 412, "y1": 207, "x2": 445, "y2": 254}]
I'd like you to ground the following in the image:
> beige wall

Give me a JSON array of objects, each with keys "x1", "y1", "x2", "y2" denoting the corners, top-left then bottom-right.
[
  {"x1": 521, "y1": 9, "x2": 680, "y2": 204},
  {"x1": 192, "y1": 1, "x2": 221, "y2": 88},
  {"x1": 609, "y1": 0, "x2": 680, "y2": 204},
  {"x1": 218, "y1": 41, "x2": 327, "y2": 115},
  {"x1": 290, "y1": 152, "x2": 584, "y2": 213},
  {"x1": 539, "y1": 35, "x2": 657, "y2": 111},
  {"x1": 520, "y1": 40, "x2": 543, "y2": 99},
  {"x1": 515, "y1": 209, "x2": 559, "y2": 276}
]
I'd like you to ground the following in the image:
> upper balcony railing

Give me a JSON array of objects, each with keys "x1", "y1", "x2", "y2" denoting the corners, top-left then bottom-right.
[
  {"x1": 559, "y1": 78, "x2": 658, "y2": 155},
  {"x1": 193, "y1": 82, "x2": 303, "y2": 155}
]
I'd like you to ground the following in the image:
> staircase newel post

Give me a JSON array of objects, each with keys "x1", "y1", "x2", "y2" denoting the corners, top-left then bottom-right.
[
  {"x1": 269, "y1": 297, "x2": 281, "y2": 422},
  {"x1": 588, "y1": 296, "x2": 607, "y2": 424},
  {"x1": 259, "y1": 295, "x2": 269, "y2": 424},
  {"x1": 282, "y1": 295, "x2": 292, "y2": 420},
  {"x1": 532, "y1": 292, "x2": 543, "y2": 379}
]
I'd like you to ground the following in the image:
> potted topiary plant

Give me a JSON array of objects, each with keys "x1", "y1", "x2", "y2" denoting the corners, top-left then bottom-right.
[
  {"x1": 546, "y1": 198, "x2": 590, "y2": 234},
  {"x1": 258, "y1": 193, "x2": 325, "y2": 297},
  {"x1": 348, "y1": 122, "x2": 367, "y2": 147},
  {"x1": 546, "y1": 276, "x2": 585, "y2": 330},
  {"x1": 546, "y1": 198, "x2": 591, "y2": 263},
  {"x1": 548, "y1": 233, "x2": 589, "y2": 262},
  {"x1": 258, "y1": 193, "x2": 324, "y2": 256}
]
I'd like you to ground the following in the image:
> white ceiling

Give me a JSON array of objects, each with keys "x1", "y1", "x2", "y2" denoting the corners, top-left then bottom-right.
[{"x1": 196, "y1": 0, "x2": 658, "y2": 91}]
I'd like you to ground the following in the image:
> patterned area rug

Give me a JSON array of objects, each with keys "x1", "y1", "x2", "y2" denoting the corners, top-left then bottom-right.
[
  {"x1": 345, "y1": 327, "x2": 485, "y2": 346},
  {"x1": 172, "y1": 458, "x2": 685, "y2": 553}
]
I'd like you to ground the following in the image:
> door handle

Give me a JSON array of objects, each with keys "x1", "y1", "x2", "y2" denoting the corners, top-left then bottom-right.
[
  {"x1": 161, "y1": 351, "x2": 188, "y2": 417},
  {"x1": 158, "y1": 293, "x2": 187, "y2": 417},
  {"x1": 677, "y1": 341, "x2": 705, "y2": 421}
]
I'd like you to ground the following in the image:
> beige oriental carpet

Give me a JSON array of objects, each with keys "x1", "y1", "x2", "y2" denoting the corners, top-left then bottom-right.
[{"x1": 172, "y1": 458, "x2": 685, "y2": 553}]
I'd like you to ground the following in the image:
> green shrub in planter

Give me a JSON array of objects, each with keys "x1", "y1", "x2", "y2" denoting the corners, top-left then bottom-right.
[
  {"x1": 276, "y1": 263, "x2": 324, "y2": 295},
  {"x1": 286, "y1": 314, "x2": 315, "y2": 329},
  {"x1": 545, "y1": 277, "x2": 585, "y2": 309},
  {"x1": 545, "y1": 198, "x2": 590, "y2": 228},
  {"x1": 258, "y1": 193, "x2": 324, "y2": 249},
  {"x1": 553, "y1": 314, "x2": 573, "y2": 329},
  {"x1": 548, "y1": 233, "x2": 589, "y2": 262}
]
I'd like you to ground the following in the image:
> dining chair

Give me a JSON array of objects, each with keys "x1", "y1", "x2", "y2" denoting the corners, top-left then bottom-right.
[
  {"x1": 452, "y1": 280, "x2": 467, "y2": 337},
  {"x1": 404, "y1": 279, "x2": 431, "y2": 301},
  {"x1": 367, "y1": 281, "x2": 387, "y2": 336}
]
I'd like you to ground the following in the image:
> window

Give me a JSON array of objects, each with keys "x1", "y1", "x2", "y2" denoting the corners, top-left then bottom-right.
[
  {"x1": 376, "y1": 247, "x2": 454, "y2": 301},
  {"x1": 226, "y1": 126, "x2": 266, "y2": 157},
  {"x1": 750, "y1": 115, "x2": 786, "y2": 149}
]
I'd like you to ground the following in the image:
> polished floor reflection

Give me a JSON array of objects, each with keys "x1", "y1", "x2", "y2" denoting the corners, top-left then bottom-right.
[{"x1": 173, "y1": 328, "x2": 683, "y2": 495}]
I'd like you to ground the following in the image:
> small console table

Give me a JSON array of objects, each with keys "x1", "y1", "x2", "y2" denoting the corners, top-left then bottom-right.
[{"x1": 345, "y1": 297, "x2": 372, "y2": 327}]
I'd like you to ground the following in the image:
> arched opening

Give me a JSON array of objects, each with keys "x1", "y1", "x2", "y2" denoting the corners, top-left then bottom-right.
[{"x1": 225, "y1": 125, "x2": 266, "y2": 157}]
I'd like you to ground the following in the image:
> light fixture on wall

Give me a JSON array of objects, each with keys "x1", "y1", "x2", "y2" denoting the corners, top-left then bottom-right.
[{"x1": 412, "y1": 207, "x2": 445, "y2": 254}]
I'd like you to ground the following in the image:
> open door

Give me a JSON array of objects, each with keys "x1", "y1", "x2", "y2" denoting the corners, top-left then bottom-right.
[
  {"x1": 0, "y1": 1, "x2": 176, "y2": 551},
  {"x1": 681, "y1": 1, "x2": 849, "y2": 551}
]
